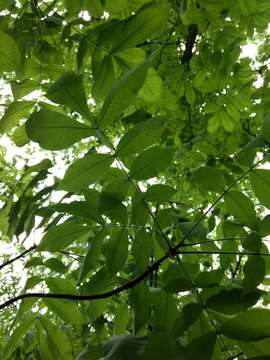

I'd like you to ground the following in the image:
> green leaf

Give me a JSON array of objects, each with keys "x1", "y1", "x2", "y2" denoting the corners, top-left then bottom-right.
[
  {"x1": 39, "y1": 317, "x2": 73, "y2": 360},
  {"x1": 193, "y1": 166, "x2": 226, "y2": 192},
  {"x1": 141, "y1": 332, "x2": 186, "y2": 360},
  {"x1": 220, "y1": 309, "x2": 270, "y2": 341},
  {"x1": 3, "y1": 315, "x2": 36, "y2": 359},
  {"x1": 11, "y1": 79, "x2": 39, "y2": 100},
  {"x1": 46, "y1": 71, "x2": 91, "y2": 120},
  {"x1": 133, "y1": 229, "x2": 152, "y2": 271},
  {"x1": 81, "y1": 266, "x2": 111, "y2": 295},
  {"x1": 75, "y1": 343, "x2": 102, "y2": 360},
  {"x1": 195, "y1": 269, "x2": 224, "y2": 288},
  {"x1": 250, "y1": 169, "x2": 270, "y2": 209},
  {"x1": 111, "y1": 2, "x2": 169, "y2": 52},
  {"x1": 38, "y1": 221, "x2": 91, "y2": 251},
  {"x1": 92, "y1": 54, "x2": 117, "y2": 102},
  {"x1": 59, "y1": 153, "x2": 113, "y2": 192},
  {"x1": 51, "y1": 201, "x2": 104, "y2": 224},
  {"x1": 26, "y1": 108, "x2": 94, "y2": 150},
  {"x1": 243, "y1": 232, "x2": 262, "y2": 252},
  {"x1": 154, "y1": 292, "x2": 178, "y2": 333},
  {"x1": 185, "y1": 332, "x2": 216, "y2": 360},
  {"x1": 37, "y1": 322, "x2": 55, "y2": 360},
  {"x1": 239, "y1": 338, "x2": 270, "y2": 358},
  {"x1": 43, "y1": 298, "x2": 85, "y2": 325},
  {"x1": 138, "y1": 67, "x2": 163, "y2": 103},
  {"x1": 259, "y1": 215, "x2": 270, "y2": 236},
  {"x1": 99, "y1": 60, "x2": 150, "y2": 127},
  {"x1": 0, "y1": 101, "x2": 34, "y2": 133},
  {"x1": 261, "y1": 114, "x2": 270, "y2": 142},
  {"x1": 10, "y1": 124, "x2": 29, "y2": 147},
  {"x1": 130, "y1": 146, "x2": 174, "y2": 180},
  {"x1": 78, "y1": 228, "x2": 108, "y2": 283},
  {"x1": 206, "y1": 288, "x2": 263, "y2": 315},
  {"x1": 83, "y1": 0, "x2": 104, "y2": 16},
  {"x1": 0, "y1": 31, "x2": 20, "y2": 73},
  {"x1": 224, "y1": 190, "x2": 257, "y2": 228},
  {"x1": 131, "y1": 193, "x2": 150, "y2": 226},
  {"x1": 46, "y1": 276, "x2": 78, "y2": 294},
  {"x1": 130, "y1": 283, "x2": 150, "y2": 333},
  {"x1": 102, "y1": 335, "x2": 147, "y2": 360},
  {"x1": 144, "y1": 184, "x2": 176, "y2": 202},
  {"x1": 243, "y1": 256, "x2": 265, "y2": 291},
  {"x1": 105, "y1": 228, "x2": 128, "y2": 274},
  {"x1": 173, "y1": 303, "x2": 203, "y2": 337},
  {"x1": 114, "y1": 302, "x2": 129, "y2": 335},
  {"x1": 116, "y1": 116, "x2": 165, "y2": 157},
  {"x1": 44, "y1": 258, "x2": 67, "y2": 273}
]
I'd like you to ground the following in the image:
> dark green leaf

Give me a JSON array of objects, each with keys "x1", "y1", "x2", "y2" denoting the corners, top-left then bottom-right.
[
  {"x1": 221, "y1": 309, "x2": 270, "y2": 341},
  {"x1": 0, "y1": 31, "x2": 20, "y2": 73},
  {"x1": 39, "y1": 317, "x2": 73, "y2": 360},
  {"x1": 38, "y1": 221, "x2": 91, "y2": 251},
  {"x1": 99, "y1": 60, "x2": 150, "y2": 127},
  {"x1": 105, "y1": 228, "x2": 128, "y2": 274},
  {"x1": 243, "y1": 256, "x2": 265, "y2": 291},
  {"x1": 144, "y1": 184, "x2": 176, "y2": 203},
  {"x1": 59, "y1": 153, "x2": 113, "y2": 192},
  {"x1": 130, "y1": 146, "x2": 174, "y2": 180},
  {"x1": 46, "y1": 71, "x2": 91, "y2": 120},
  {"x1": 185, "y1": 332, "x2": 216, "y2": 360},
  {"x1": 78, "y1": 228, "x2": 108, "y2": 283},
  {"x1": 26, "y1": 108, "x2": 94, "y2": 150},
  {"x1": 116, "y1": 116, "x2": 165, "y2": 157},
  {"x1": 133, "y1": 229, "x2": 152, "y2": 271},
  {"x1": 250, "y1": 169, "x2": 270, "y2": 209},
  {"x1": 173, "y1": 303, "x2": 203, "y2": 337},
  {"x1": 206, "y1": 288, "x2": 263, "y2": 314},
  {"x1": 194, "y1": 166, "x2": 226, "y2": 192},
  {"x1": 102, "y1": 335, "x2": 147, "y2": 360},
  {"x1": 3, "y1": 315, "x2": 36, "y2": 359},
  {"x1": 224, "y1": 190, "x2": 257, "y2": 228}
]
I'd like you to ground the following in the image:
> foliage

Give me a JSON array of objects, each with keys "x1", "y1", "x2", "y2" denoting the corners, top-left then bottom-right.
[{"x1": 0, "y1": 0, "x2": 270, "y2": 359}]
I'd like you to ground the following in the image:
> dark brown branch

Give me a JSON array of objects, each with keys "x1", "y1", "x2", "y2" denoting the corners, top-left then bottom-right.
[
  {"x1": 0, "y1": 245, "x2": 37, "y2": 271},
  {"x1": 0, "y1": 255, "x2": 167, "y2": 311},
  {"x1": 181, "y1": 237, "x2": 245, "y2": 248},
  {"x1": 176, "y1": 250, "x2": 270, "y2": 257},
  {"x1": 1, "y1": 153, "x2": 270, "y2": 311},
  {"x1": 181, "y1": 24, "x2": 198, "y2": 65},
  {"x1": 232, "y1": 255, "x2": 243, "y2": 279}
]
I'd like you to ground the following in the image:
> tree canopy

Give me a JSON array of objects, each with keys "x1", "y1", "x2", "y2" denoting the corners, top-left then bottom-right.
[{"x1": 1, "y1": 0, "x2": 270, "y2": 359}]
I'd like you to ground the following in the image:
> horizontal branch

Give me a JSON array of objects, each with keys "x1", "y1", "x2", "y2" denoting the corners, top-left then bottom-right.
[
  {"x1": 177, "y1": 250, "x2": 270, "y2": 257},
  {"x1": 0, "y1": 254, "x2": 167, "y2": 311},
  {"x1": 1, "y1": 153, "x2": 270, "y2": 311}
]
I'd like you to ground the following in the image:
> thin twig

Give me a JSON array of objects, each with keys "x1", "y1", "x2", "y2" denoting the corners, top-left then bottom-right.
[{"x1": 0, "y1": 245, "x2": 37, "y2": 271}]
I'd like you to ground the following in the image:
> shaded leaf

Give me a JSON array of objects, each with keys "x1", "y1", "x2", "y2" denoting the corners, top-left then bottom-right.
[
  {"x1": 105, "y1": 228, "x2": 128, "y2": 274},
  {"x1": 46, "y1": 71, "x2": 91, "y2": 120},
  {"x1": 130, "y1": 146, "x2": 174, "y2": 180},
  {"x1": 224, "y1": 190, "x2": 257, "y2": 228},
  {"x1": 59, "y1": 153, "x2": 113, "y2": 192},
  {"x1": 38, "y1": 221, "x2": 91, "y2": 251},
  {"x1": 26, "y1": 108, "x2": 94, "y2": 150}
]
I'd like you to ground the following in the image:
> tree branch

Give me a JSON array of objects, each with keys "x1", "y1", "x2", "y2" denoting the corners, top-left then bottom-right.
[
  {"x1": 1, "y1": 153, "x2": 270, "y2": 311},
  {"x1": 181, "y1": 24, "x2": 198, "y2": 65},
  {"x1": 0, "y1": 254, "x2": 167, "y2": 311},
  {"x1": 176, "y1": 250, "x2": 270, "y2": 257},
  {"x1": 0, "y1": 245, "x2": 37, "y2": 271}
]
